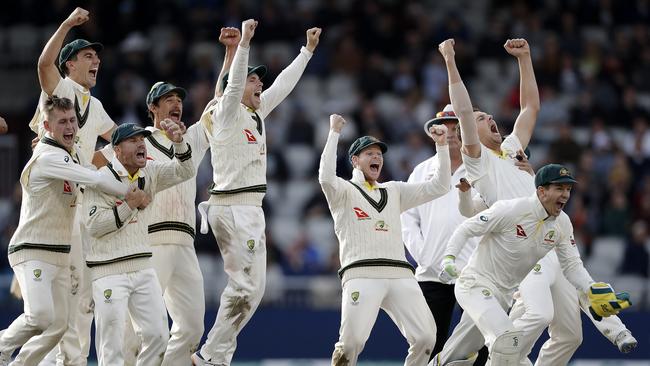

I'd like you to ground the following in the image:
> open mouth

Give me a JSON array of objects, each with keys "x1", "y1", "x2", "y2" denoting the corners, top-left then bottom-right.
[
  {"x1": 490, "y1": 123, "x2": 499, "y2": 134},
  {"x1": 369, "y1": 163, "x2": 380, "y2": 173},
  {"x1": 136, "y1": 151, "x2": 146, "y2": 160},
  {"x1": 254, "y1": 91, "x2": 261, "y2": 97},
  {"x1": 556, "y1": 201, "x2": 566, "y2": 211},
  {"x1": 169, "y1": 110, "x2": 181, "y2": 121},
  {"x1": 89, "y1": 69, "x2": 98, "y2": 78},
  {"x1": 63, "y1": 133, "x2": 74, "y2": 143}
]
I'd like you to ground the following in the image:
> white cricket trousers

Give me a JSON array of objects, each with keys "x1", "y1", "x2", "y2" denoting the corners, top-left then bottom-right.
[
  {"x1": 452, "y1": 271, "x2": 519, "y2": 364},
  {"x1": 92, "y1": 268, "x2": 169, "y2": 366},
  {"x1": 152, "y1": 244, "x2": 205, "y2": 366},
  {"x1": 510, "y1": 251, "x2": 628, "y2": 366},
  {"x1": 332, "y1": 277, "x2": 436, "y2": 366},
  {"x1": 199, "y1": 205, "x2": 266, "y2": 365},
  {"x1": 0, "y1": 260, "x2": 69, "y2": 365},
  {"x1": 41, "y1": 210, "x2": 94, "y2": 366}
]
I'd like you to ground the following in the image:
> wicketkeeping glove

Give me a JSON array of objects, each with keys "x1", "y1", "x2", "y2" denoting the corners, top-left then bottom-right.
[
  {"x1": 587, "y1": 282, "x2": 632, "y2": 321},
  {"x1": 439, "y1": 255, "x2": 459, "y2": 284}
]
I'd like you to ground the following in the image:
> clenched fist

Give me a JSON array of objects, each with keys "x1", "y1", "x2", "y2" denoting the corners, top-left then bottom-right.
[
  {"x1": 160, "y1": 118, "x2": 186, "y2": 143},
  {"x1": 429, "y1": 124, "x2": 448, "y2": 145},
  {"x1": 329, "y1": 114, "x2": 346, "y2": 133},
  {"x1": 240, "y1": 19, "x2": 258, "y2": 46},
  {"x1": 219, "y1": 27, "x2": 241, "y2": 48},
  {"x1": 438, "y1": 39, "x2": 455, "y2": 60},
  {"x1": 504, "y1": 38, "x2": 530, "y2": 57},
  {"x1": 305, "y1": 27, "x2": 322, "y2": 53},
  {"x1": 64, "y1": 7, "x2": 90, "y2": 28}
]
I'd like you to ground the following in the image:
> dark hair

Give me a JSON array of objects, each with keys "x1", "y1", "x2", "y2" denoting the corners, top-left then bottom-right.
[
  {"x1": 60, "y1": 54, "x2": 78, "y2": 76},
  {"x1": 44, "y1": 95, "x2": 74, "y2": 118},
  {"x1": 147, "y1": 101, "x2": 157, "y2": 122}
]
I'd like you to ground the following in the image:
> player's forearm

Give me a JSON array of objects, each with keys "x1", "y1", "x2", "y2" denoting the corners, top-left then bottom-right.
[
  {"x1": 445, "y1": 224, "x2": 472, "y2": 258},
  {"x1": 559, "y1": 257, "x2": 594, "y2": 294},
  {"x1": 458, "y1": 190, "x2": 478, "y2": 217},
  {"x1": 85, "y1": 195, "x2": 134, "y2": 238},
  {"x1": 449, "y1": 83, "x2": 480, "y2": 150},
  {"x1": 215, "y1": 45, "x2": 237, "y2": 98},
  {"x1": 38, "y1": 24, "x2": 70, "y2": 94},
  {"x1": 154, "y1": 142, "x2": 196, "y2": 193},
  {"x1": 517, "y1": 55, "x2": 540, "y2": 112},
  {"x1": 318, "y1": 130, "x2": 339, "y2": 187},
  {"x1": 258, "y1": 47, "x2": 312, "y2": 117},
  {"x1": 220, "y1": 45, "x2": 249, "y2": 107},
  {"x1": 40, "y1": 157, "x2": 128, "y2": 197}
]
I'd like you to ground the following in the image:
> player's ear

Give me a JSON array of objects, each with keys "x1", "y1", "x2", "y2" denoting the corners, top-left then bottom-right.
[{"x1": 43, "y1": 119, "x2": 52, "y2": 132}]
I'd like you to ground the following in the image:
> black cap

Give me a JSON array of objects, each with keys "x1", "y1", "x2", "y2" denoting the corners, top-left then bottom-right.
[
  {"x1": 146, "y1": 81, "x2": 187, "y2": 106},
  {"x1": 111, "y1": 123, "x2": 152, "y2": 146},
  {"x1": 348, "y1": 136, "x2": 388, "y2": 159},
  {"x1": 221, "y1": 65, "x2": 267, "y2": 91},
  {"x1": 58, "y1": 39, "x2": 103, "y2": 73},
  {"x1": 535, "y1": 164, "x2": 578, "y2": 187}
]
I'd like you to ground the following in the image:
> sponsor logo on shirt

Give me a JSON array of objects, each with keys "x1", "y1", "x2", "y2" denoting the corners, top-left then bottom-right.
[
  {"x1": 374, "y1": 220, "x2": 388, "y2": 231},
  {"x1": 353, "y1": 207, "x2": 370, "y2": 220},
  {"x1": 544, "y1": 230, "x2": 556, "y2": 244},
  {"x1": 244, "y1": 129, "x2": 257, "y2": 143},
  {"x1": 516, "y1": 224, "x2": 527, "y2": 238},
  {"x1": 63, "y1": 180, "x2": 73, "y2": 194},
  {"x1": 479, "y1": 215, "x2": 488, "y2": 222}
]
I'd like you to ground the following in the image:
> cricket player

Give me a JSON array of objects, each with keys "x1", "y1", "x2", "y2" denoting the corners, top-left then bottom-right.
[
  {"x1": 0, "y1": 96, "x2": 128, "y2": 366},
  {"x1": 321, "y1": 114, "x2": 450, "y2": 366},
  {"x1": 439, "y1": 164, "x2": 631, "y2": 365},
  {"x1": 83, "y1": 122, "x2": 194, "y2": 366},
  {"x1": 433, "y1": 38, "x2": 636, "y2": 365},
  {"x1": 31, "y1": 7, "x2": 118, "y2": 365},
  {"x1": 193, "y1": 19, "x2": 321, "y2": 365}
]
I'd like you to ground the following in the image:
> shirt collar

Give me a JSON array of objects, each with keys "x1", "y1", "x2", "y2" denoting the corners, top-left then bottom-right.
[
  {"x1": 65, "y1": 76, "x2": 90, "y2": 94},
  {"x1": 351, "y1": 168, "x2": 380, "y2": 190},
  {"x1": 530, "y1": 192, "x2": 553, "y2": 221},
  {"x1": 109, "y1": 156, "x2": 146, "y2": 181}
]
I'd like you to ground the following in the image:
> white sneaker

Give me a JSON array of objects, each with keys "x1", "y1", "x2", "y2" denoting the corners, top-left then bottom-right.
[{"x1": 615, "y1": 329, "x2": 637, "y2": 353}]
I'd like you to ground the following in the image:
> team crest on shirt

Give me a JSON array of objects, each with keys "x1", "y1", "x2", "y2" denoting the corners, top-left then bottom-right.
[
  {"x1": 243, "y1": 129, "x2": 257, "y2": 143},
  {"x1": 63, "y1": 180, "x2": 73, "y2": 194},
  {"x1": 481, "y1": 289, "x2": 492, "y2": 298},
  {"x1": 533, "y1": 264, "x2": 542, "y2": 274},
  {"x1": 374, "y1": 220, "x2": 388, "y2": 232},
  {"x1": 351, "y1": 291, "x2": 360, "y2": 304},
  {"x1": 353, "y1": 207, "x2": 371, "y2": 220},
  {"x1": 544, "y1": 230, "x2": 556, "y2": 244},
  {"x1": 516, "y1": 224, "x2": 527, "y2": 238},
  {"x1": 247, "y1": 239, "x2": 256, "y2": 252},
  {"x1": 104, "y1": 289, "x2": 112, "y2": 303},
  {"x1": 33, "y1": 269, "x2": 42, "y2": 281}
]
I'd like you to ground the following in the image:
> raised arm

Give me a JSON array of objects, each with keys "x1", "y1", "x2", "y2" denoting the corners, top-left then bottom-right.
[
  {"x1": 457, "y1": 178, "x2": 489, "y2": 217},
  {"x1": 318, "y1": 114, "x2": 347, "y2": 206},
  {"x1": 151, "y1": 119, "x2": 196, "y2": 193},
  {"x1": 215, "y1": 27, "x2": 241, "y2": 98},
  {"x1": 439, "y1": 39, "x2": 481, "y2": 158},
  {"x1": 257, "y1": 27, "x2": 321, "y2": 119},
  {"x1": 398, "y1": 125, "x2": 451, "y2": 211},
  {"x1": 506, "y1": 39, "x2": 540, "y2": 149},
  {"x1": 38, "y1": 7, "x2": 89, "y2": 95}
]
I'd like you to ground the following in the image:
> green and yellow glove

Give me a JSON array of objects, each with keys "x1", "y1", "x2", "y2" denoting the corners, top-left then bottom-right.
[{"x1": 588, "y1": 282, "x2": 632, "y2": 321}]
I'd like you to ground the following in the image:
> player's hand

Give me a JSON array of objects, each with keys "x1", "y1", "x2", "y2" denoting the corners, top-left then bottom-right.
[
  {"x1": 429, "y1": 124, "x2": 448, "y2": 145},
  {"x1": 455, "y1": 177, "x2": 471, "y2": 193},
  {"x1": 160, "y1": 118, "x2": 185, "y2": 143},
  {"x1": 0, "y1": 116, "x2": 7, "y2": 135},
  {"x1": 438, "y1": 39, "x2": 455, "y2": 61},
  {"x1": 125, "y1": 187, "x2": 147, "y2": 210},
  {"x1": 31, "y1": 136, "x2": 40, "y2": 150},
  {"x1": 587, "y1": 282, "x2": 632, "y2": 320},
  {"x1": 305, "y1": 27, "x2": 322, "y2": 53},
  {"x1": 137, "y1": 192, "x2": 152, "y2": 210},
  {"x1": 515, "y1": 149, "x2": 534, "y2": 176},
  {"x1": 439, "y1": 255, "x2": 459, "y2": 283},
  {"x1": 64, "y1": 7, "x2": 90, "y2": 28},
  {"x1": 219, "y1": 27, "x2": 241, "y2": 48},
  {"x1": 329, "y1": 114, "x2": 346, "y2": 133},
  {"x1": 615, "y1": 330, "x2": 637, "y2": 354},
  {"x1": 504, "y1": 38, "x2": 530, "y2": 58},
  {"x1": 240, "y1": 19, "x2": 258, "y2": 46}
]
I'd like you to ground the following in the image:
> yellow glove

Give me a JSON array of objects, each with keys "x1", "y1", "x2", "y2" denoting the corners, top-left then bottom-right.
[{"x1": 588, "y1": 282, "x2": 632, "y2": 320}]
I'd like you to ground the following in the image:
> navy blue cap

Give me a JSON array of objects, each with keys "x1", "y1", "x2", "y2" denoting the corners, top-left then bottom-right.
[
  {"x1": 111, "y1": 123, "x2": 152, "y2": 146},
  {"x1": 348, "y1": 136, "x2": 388, "y2": 159},
  {"x1": 146, "y1": 81, "x2": 187, "y2": 106},
  {"x1": 535, "y1": 164, "x2": 578, "y2": 187},
  {"x1": 58, "y1": 39, "x2": 103, "y2": 73}
]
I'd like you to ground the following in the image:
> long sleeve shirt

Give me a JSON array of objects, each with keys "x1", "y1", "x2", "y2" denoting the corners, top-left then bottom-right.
[
  {"x1": 83, "y1": 141, "x2": 195, "y2": 280},
  {"x1": 446, "y1": 194, "x2": 593, "y2": 295},
  {"x1": 319, "y1": 130, "x2": 451, "y2": 283},
  {"x1": 401, "y1": 158, "x2": 479, "y2": 283}
]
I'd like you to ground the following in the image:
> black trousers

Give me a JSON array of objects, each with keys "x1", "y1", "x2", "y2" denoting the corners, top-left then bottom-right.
[{"x1": 418, "y1": 281, "x2": 488, "y2": 365}]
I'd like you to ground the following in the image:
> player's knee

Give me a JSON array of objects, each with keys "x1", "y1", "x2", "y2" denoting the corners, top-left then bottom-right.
[
  {"x1": 554, "y1": 328, "x2": 582, "y2": 351},
  {"x1": 141, "y1": 327, "x2": 169, "y2": 351},
  {"x1": 26, "y1": 307, "x2": 55, "y2": 330},
  {"x1": 527, "y1": 308, "x2": 554, "y2": 329},
  {"x1": 489, "y1": 330, "x2": 523, "y2": 365}
]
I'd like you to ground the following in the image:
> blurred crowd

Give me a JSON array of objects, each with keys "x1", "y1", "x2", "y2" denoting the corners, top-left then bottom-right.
[{"x1": 1, "y1": 0, "x2": 650, "y2": 307}]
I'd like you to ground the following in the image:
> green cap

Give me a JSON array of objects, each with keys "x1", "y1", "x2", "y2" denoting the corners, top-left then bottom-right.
[
  {"x1": 58, "y1": 39, "x2": 103, "y2": 73},
  {"x1": 111, "y1": 123, "x2": 152, "y2": 146},
  {"x1": 146, "y1": 81, "x2": 187, "y2": 106},
  {"x1": 348, "y1": 136, "x2": 388, "y2": 159},
  {"x1": 221, "y1": 65, "x2": 267, "y2": 91},
  {"x1": 535, "y1": 164, "x2": 577, "y2": 187}
]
